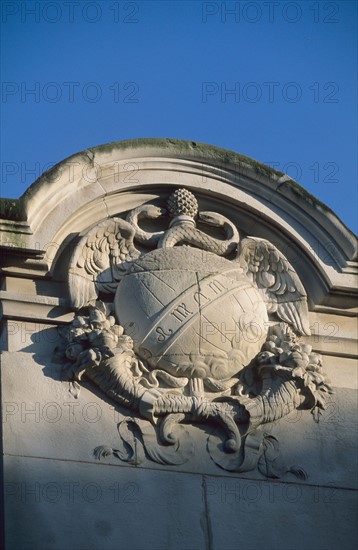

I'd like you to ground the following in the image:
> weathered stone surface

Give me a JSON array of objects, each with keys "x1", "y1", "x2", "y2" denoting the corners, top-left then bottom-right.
[
  {"x1": 1, "y1": 139, "x2": 357, "y2": 550},
  {"x1": 4, "y1": 456, "x2": 207, "y2": 550},
  {"x1": 204, "y1": 476, "x2": 358, "y2": 550}
]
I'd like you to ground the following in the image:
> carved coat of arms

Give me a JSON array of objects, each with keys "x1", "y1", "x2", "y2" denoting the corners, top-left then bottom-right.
[{"x1": 56, "y1": 188, "x2": 332, "y2": 478}]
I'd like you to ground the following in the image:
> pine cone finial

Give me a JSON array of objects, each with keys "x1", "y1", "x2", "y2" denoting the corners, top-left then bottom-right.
[{"x1": 167, "y1": 188, "x2": 198, "y2": 219}]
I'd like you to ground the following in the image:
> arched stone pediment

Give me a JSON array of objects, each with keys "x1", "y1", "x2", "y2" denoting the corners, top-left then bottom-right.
[
  {"x1": 1, "y1": 139, "x2": 357, "y2": 550},
  {"x1": 2, "y1": 138, "x2": 356, "y2": 309}
]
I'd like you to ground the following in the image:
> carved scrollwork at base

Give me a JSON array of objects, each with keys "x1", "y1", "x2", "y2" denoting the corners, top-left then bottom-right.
[{"x1": 55, "y1": 188, "x2": 333, "y2": 478}]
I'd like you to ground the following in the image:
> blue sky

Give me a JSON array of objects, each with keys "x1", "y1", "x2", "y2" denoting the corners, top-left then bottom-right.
[{"x1": 1, "y1": 0, "x2": 357, "y2": 232}]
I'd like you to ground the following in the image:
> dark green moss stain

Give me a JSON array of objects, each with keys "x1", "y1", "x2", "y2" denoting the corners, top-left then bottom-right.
[
  {"x1": 0, "y1": 198, "x2": 25, "y2": 221},
  {"x1": 20, "y1": 149, "x2": 93, "y2": 205},
  {"x1": 277, "y1": 178, "x2": 331, "y2": 212},
  {"x1": 0, "y1": 138, "x2": 353, "y2": 238},
  {"x1": 87, "y1": 138, "x2": 288, "y2": 185}
]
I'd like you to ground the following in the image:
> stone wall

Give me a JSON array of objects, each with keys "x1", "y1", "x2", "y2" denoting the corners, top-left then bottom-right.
[{"x1": 1, "y1": 139, "x2": 357, "y2": 550}]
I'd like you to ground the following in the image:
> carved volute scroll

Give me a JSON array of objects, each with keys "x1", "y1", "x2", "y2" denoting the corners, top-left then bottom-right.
[{"x1": 55, "y1": 188, "x2": 333, "y2": 478}]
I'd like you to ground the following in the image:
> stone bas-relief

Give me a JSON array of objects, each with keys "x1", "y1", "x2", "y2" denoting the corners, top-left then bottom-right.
[{"x1": 55, "y1": 188, "x2": 333, "y2": 478}]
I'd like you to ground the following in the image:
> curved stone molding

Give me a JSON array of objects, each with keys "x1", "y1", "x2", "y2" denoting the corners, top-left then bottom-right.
[{"x1": 1, "y1": 139, "x2": 356, "y2": 310}]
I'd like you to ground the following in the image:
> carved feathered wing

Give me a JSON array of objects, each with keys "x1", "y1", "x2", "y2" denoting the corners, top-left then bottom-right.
[
  {"x1": 68, "y1": 218, "x2": 140, "y2": 309},
  {"x1": 238, "y1": 237, "x2": 311, "y2": 335}
]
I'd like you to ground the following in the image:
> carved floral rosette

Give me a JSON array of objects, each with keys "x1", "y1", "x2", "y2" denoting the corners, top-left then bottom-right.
[{"x1": 54, "y1": 188, "x2": 333, "y2": 478}]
